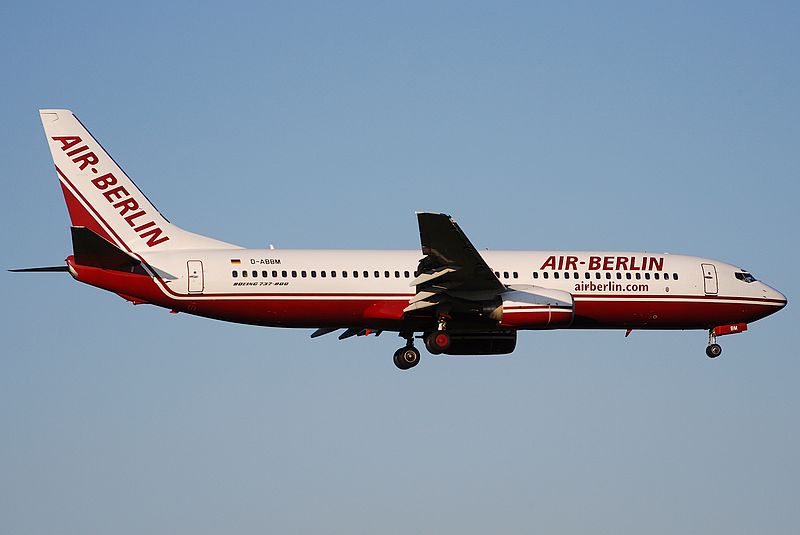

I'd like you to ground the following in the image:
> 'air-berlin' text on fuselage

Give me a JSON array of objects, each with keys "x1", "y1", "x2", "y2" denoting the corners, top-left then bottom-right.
[
  {"x1": 52, "y1": 136, "x2": 169, "y2": 247},
  {"x1": 540, "y1": 255, "x2": 664, "y2": 271}
]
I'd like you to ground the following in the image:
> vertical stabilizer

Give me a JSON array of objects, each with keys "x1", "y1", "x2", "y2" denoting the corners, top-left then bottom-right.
[{"x1": 40, "y1": 109, "x2": 240, "y2": 252}]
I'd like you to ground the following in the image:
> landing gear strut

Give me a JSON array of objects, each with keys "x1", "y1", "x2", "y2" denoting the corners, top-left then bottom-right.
[
  {"x1": 394, "y1": 332, "x2": 420, "y2": 370},
  {"x1": 706, "y1": 329, "x2": 723, "y2": 358}
]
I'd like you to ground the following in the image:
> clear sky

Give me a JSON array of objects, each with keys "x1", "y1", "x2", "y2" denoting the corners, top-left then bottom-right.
[{"x1": 1, "y1": 1, "x2": 798, "y2": 533}]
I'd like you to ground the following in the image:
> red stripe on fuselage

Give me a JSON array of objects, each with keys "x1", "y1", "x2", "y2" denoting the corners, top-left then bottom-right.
[{"x1": 67, "y1": 259, "x2": 782, "y2": 331}]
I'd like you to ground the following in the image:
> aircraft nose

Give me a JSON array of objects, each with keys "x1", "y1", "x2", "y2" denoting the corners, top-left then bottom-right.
[{"x1": 765, "y1": 285, "x2": 787, "y2": 308}]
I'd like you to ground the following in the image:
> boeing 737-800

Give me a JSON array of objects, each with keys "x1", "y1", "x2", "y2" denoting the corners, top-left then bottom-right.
[{"x1": 14, "y1": 109, "x2": 787, "y2": 370}]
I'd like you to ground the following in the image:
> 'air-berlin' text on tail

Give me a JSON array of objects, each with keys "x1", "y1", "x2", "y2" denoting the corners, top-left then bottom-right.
[{"x1": 40, "y1": 109, "x2": 239, "y2": 253}]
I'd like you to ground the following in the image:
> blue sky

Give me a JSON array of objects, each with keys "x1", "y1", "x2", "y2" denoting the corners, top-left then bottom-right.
[{"x1": 1, "y1": 1, "x2": 798, "y2": 533}]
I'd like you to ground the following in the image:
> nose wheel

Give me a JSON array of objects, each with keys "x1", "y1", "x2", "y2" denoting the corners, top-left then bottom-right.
[{"x1": 706, "y1": 343, "x2": 723, "y2": 358}]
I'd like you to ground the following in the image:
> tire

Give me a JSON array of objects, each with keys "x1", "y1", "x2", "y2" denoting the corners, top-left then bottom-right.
[
  {"x1": 706, "y1": 344, "x2": 722, "y2": 358},
  {"x1": 397, "y1": 346, "x2": 420, "y2": 369},
  {"x1": 425, "y1": 331, "x2": 450, "y2": 354},
  {"x1": 425, "y1": 333, "x2": 442, "y2": 355}
]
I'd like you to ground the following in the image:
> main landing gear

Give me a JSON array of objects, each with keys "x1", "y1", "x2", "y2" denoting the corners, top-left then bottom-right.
[
  {"x1": 393, "y1": 332, "x2": 420, "y2": 370},
  {"x1": 394, "y1": 319, "x2": 453, "y2": 370}
]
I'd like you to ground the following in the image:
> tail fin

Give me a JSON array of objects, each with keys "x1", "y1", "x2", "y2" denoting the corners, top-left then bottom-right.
[{"x1": 40, "y1": 109, "x2": 239, "y2": 253}]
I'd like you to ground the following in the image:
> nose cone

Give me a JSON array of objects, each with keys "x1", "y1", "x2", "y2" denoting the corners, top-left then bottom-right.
[{"x1": 764, "y1": 284, "x2": 787, "y2": 309}]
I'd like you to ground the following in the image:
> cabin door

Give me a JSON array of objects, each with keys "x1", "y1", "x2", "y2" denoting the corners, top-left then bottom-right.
[
  {"x1": 188, "y1": 260, "x2": 204, "y2": 294},
  {"x1": 701, "y1": 263, "x2": 718, "y2": 295}
]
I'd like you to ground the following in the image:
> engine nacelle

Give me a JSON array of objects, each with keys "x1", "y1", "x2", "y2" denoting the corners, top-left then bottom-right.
[
  {"x1": 441, "y1": 330, "x2": 517, "y2": 355},
  {"x1": 497, "y1": 286, "x2": 574, "y2": 329}
]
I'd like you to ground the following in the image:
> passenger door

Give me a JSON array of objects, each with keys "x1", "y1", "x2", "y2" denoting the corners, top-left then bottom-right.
[{"x1": 701, "y1": 263, "x2": 718, "y2": 295}]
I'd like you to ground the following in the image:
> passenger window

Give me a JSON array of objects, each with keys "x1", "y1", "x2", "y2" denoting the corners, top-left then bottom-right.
[
  {"x1": 301, "y1": 271, "x2": 307, "y2": 278},
  {"x1": 585, "y1": 272, "x2": 590, "y2": 279},
  {"x1": 291, "y1": 271, "x2": 297, "y2": 278},
  {"x1": 605, "y1": 272, "x2": 611, "y2": 279},
  {"x1": 272, "y1": 270, "x2": 278, "y2": 277},
  {"x1": 353, "y1": 271, "x2": 358, "y2": 278},
  {"x1": 404, "y1": 271, "x2": 410, "y2": 278},
  {"x1": 626, "y1": 272, "x2": 632, "y2": 279},
  {"x1": 395, "y1": 271, "x2": 400, "y2": 278},
  {"x1": 645, "y1": 273, "x2": 651, "y2": 280},
  {"x1": 673, "y1": 273, "x2": 679, "y2": 280},
  {"x1": 331, "y1": 271, "x2": 336, "y2": 278},
  {"x1": 574, "y1": 272, "x2": 579, "y2": 279},
  {"x1": 384, "y1": 271, "x2": 390, "y2": 278},
  {"x1": 262, "y1": 271, "x2": 268, "y2": 277},
  {"x1": 364, "y1": 271, "x2": 369, "y2": 278},
  {"x1": 311, "y1": 271, "x2": 316, "y2": 278},
  {"x1": 374, "y1": 270, "x2": 380, "y2": 278},
  {"x1": 543, "y1": 272, "x2": 549, "y2": 279},
  {"x1": 533, "y1": 272, "x2": 539, "y2": 279},
  {"x1": 321, "y1": 271, "x2": 326, "y2": 278},
  {"x1": 616, "y1": 272, "x2": 622, "y2": 279},
  {"x1": 252, "y1": 270, "x2": 258, "y2": 277},
  {"x1": 595, "y1": 273, "x2": 601, "y2": 279},
  {"x1": 232, "y1": 271, "x2": 238, "y2": 278},
  {"x1": 554, "y1": 272, "x2": 560, "y2": 279},
  {"x1": 282, "y1": 270, "x2": 287, "y2": 277},
  {"x1": 342, "y1": 271, "x2": 347, "y2": 278},
  {"x1": 564, "y1": 272, "x2": 570, "y2": 279},
  {"x1": 513, "y1": 272, "x2": 518, "y2": 279},
  {"x1": 654, "y1": 273, "x2": 660, "y2": 280},
  {"x1": 495, "y1": 271, "x2": 500, "y2": 278},
  {"x1": 503, "y1": 272, "x2": 509, "y2": 279},
  {"x1": 635, "y1": 273, "x2": 641, "y2": 280},
  {"x1": 242, "y1": 270, "x2": 248, "y2": 278}
]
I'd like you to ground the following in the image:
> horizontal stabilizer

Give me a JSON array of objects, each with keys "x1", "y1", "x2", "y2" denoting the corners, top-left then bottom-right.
[
  {"x1": 71, "y1": 226, "x2": 142, "y2": 272},
  {"x1": 9, "y1": 265, "x2": 69, "y2": 273}
]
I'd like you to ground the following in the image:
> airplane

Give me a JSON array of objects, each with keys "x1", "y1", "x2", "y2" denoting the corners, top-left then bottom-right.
[{"x1": 13, "y1": 109, "x2": 787, "y2": 370}]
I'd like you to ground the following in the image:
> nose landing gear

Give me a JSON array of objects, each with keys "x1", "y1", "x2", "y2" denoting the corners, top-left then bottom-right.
[{"x1": 705, "y1": 323, "x2": 748, "y2": 359}]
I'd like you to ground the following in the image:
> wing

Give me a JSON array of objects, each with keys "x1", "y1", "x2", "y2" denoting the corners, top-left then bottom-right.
[{"x1": 404, "y1": 212, "x2": 505, "y2": 314}]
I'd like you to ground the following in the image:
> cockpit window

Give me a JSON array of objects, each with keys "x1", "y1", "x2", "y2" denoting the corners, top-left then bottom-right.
[{"x1": 735, "y1": 271, "x2": 757, "y2": 283}]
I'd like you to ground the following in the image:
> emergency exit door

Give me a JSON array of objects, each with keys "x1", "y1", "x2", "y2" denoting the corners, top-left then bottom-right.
[
  {"x1": 187, "y1": 260, "x2": 204, "y2": 294},
  {"x1": 701, "y1": 263, "x2": 718, "y2": 295}
]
